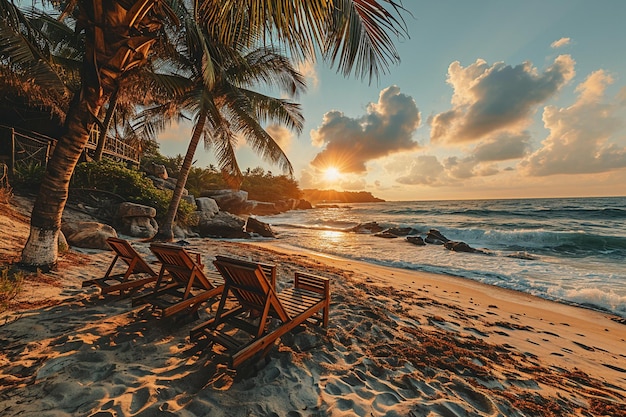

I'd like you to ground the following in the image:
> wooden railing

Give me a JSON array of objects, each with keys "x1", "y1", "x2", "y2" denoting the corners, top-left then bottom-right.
[
  {"x1": 85, "y1": 126, "x2": 140, "y2": 164},
  {"x1": 0, "y1": 125, "x2": 140, "y2": 174}
]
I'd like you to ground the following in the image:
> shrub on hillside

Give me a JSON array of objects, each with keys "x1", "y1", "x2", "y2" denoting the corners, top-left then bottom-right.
[{"x1": 71, "y1": 160, "x2": 193, "y2": 223}]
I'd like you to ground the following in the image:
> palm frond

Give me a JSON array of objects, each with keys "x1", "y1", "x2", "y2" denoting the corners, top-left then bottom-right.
[
  {"x1": 236, "y1": 89, "x2": 304, "y2": 134},
  {"x1": 324, "y1": 0, "x2": 408, "y2": 81}
]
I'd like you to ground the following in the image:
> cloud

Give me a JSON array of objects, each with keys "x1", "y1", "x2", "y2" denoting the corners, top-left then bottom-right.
[
  {"x1": 297, "y1": 60, "x2": 319, "y2": 90},
  {"x1": 472, "y1": 132, "x2": 532, "y2": 162},
  {"x1": 521, "y1": 70, "x2": 626, "y2": 176},
  {"x1": 310, "y1": 85, "x2": 421, "y2": 173},
  {"x1": 265, "y1": 124, "x2": 294, "y2": 151},
  {"x1": 551, "y1": 37, "x2": 571, "y2": 49},
  {"x1": 389, "y1": 131, "x2": 531, "y2": 183},
  {"x1": 430, "y1": 55, "x2": 575, "y2": 144},
  {"x1": 395, "y1": 155, "x2": 454, "y2": 186},
  {"x1": 338, "y1": 178, "x2": 368, "y2": 191}
]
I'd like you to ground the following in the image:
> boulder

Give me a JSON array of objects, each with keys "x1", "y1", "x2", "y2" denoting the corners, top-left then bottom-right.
[
  {"x1": 374, "y1": 231, "x2": 398, "y2": 239},
  {"x1": 201, "y1": 189, "x2": 252, "y2": 214},
  {"x1": 195, "y1": 197, "x2": 219, "y2": 216},
  {"x1": 348, "y1": 222, "x2": 384, "y2": 234},
  {"x1": 246, "y1": 217, "x2": 276, "y2": 238},
  {"x1": 150, "y1": 177, "x2": 188, "y2": 196},
  {"x1": 383, "y1": 227, "x2": 419, "y2": 237},
  {"x1": 61, "y1": 221, "x2": 117, "y2": 250},
  {"x1": 198, "y1": 211, "x2": 249, "y2": 238},
  {"x1": 406, "y1": 236, "x2": 426, "y2": 246},
  {"x1": 118, "y1": 202, "x2": 158, "y2": 239},
  {"x1": 173, "y1": 224, "x2": 199, "y2": 239},
  {"x1": 444, "y1": 241, "x2": 485, "y2": 254},
  {"x1": 118, "y1": 202, "x2": 156, "y2": 218},
  {"x1": 250, "y1": 201, "x2": 280, "y2": 216},
  {"x1": 425, "y1": 229, "x2": 450, "y2": 244},
  {"x1": 295, "y1": 199, "x2": 313, "y2": 210},
  {"x1": 123, "y1": 216, "x2": 159, "y2": 239},
  {"x1": 273, "y1": 199, "x2": 294, "y2": 213},
  {"x1": 147, "y1": 162, "x2": 168, "y2": 179}
]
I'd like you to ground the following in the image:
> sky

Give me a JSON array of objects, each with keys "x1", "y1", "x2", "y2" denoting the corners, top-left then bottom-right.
[{"x1": 157, "y1": 0, "x2": 626, "y2": 201}]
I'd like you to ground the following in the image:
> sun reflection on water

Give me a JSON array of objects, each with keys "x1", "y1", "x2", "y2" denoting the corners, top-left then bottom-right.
[{"x1": 317, "y1": 230, "x2": 345, "y2": 251}]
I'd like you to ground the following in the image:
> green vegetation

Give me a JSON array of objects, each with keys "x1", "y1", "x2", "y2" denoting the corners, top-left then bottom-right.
[
  {"x1": 0, "y1": 267, "x2": 24, "y2": 313},
  {"x1": 241, "y1": 168, "x2": 301, "y2": 202},
  {"x1": 301, "y1": 189, "x2": 385, "y2": 204},
  {"x1": 12, "y1": 161, "x2": 46, "y2": 191},
  {"x1": 143, "y1": 150, "x2": 302, "y2": 203},
  {"x1": 71, "y1": 159, "x2": 194, "y2": 223}
]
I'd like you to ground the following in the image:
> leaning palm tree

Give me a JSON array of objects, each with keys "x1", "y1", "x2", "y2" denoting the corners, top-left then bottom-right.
[
  {"x1": 17, "y1": 1, "x2": 178, "y2": 269},
  {"x1": 18, "y1": 0, "x2": 408, "y2": 270},
  {"x1": 136, "y1": 16, "x2": 305, "y2": 240}
]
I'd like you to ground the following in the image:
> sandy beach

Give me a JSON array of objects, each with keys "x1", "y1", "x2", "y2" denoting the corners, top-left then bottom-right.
[{"x1": 1, "y1": 201, "x2": 625, "y2": 416}]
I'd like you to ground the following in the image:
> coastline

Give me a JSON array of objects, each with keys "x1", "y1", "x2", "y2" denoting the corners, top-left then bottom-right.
[
  {"x1": 1, "y1": 231, "x2": 625, "y2": 415},
  {"x1": 247, "y1": 240, "x2": 626, "y2": 374}
]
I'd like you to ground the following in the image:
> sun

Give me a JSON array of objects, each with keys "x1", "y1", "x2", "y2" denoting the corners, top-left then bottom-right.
[{"x1": 323, "y1": 167, "x2": 341, "y2": 182}]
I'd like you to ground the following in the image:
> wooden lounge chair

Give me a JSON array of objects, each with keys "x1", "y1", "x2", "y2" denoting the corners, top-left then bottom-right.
[
  {"x1": 82, "y1": 237, "x2": 158, "y2": 296},
  {"x1": 131, "y1": 243, "x2": 224, "y2": 318},
  {"x1": 190, "y1": 255, "x2": 330, "y2": 368}
]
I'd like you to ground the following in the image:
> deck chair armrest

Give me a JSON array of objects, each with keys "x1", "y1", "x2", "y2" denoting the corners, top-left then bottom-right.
[
  {"x1": 187, "y1": 251, "x2": 204, "y2": 268},
  {"x1": 294, "y1": 272, "x2": 330, "y2": 298}
]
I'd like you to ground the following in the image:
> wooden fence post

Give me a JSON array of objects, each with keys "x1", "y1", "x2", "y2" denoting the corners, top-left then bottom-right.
[{"x1": 10, "y1": 128, "x2": 15, "y2": 176}]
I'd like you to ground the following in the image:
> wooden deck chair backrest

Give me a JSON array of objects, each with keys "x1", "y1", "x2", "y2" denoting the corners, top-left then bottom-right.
[
  {"x1": 214, "y1": 256, "x2": 289, "y2": 322},
  {"x1": 106, "y1": 237, "x2": 157, "y2": 277},
  {"x1": 150, "y1": 243, "x2": 213, "y2": 290}
]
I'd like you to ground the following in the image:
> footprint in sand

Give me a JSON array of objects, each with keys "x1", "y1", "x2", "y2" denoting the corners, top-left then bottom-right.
[
  {"x1": 572, "y1": 341, "x2": 595, "y2": 351},
  {"x1": 130, "y1": 386, "x2": 151, "y2": 414},
  {"x1": 602, "y1": 363, "x2": 626, "y2": 373},
  {"x1": 451, "y1": 378, "x2": 498, "y2": 415}
]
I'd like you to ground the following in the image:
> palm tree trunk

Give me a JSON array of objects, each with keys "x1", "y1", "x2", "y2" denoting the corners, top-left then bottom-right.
[
  {"x1": 20, "y1": 86, "x2": 105, "y2": 270},
  {"x1": 94, "y1": 86, "x2": 119, "y2": 161},
  {"x1": 155, "y1": 110, "x2": 208, "y2": 241}
]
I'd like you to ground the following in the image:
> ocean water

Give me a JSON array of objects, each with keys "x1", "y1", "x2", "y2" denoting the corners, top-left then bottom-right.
[{"x1": 254, "y1": 197, "x2": 626, "y2": 318}]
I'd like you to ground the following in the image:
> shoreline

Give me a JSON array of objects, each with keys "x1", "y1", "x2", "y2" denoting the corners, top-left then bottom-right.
[
  {"x1": 249, "y1": 239, "x2": 626, "y2": 321},
  {"x1": 1, "y1": 234, "x2": 626, "y2": 415}
]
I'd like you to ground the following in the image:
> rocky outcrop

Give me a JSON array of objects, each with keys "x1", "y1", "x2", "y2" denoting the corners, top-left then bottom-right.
[
  {"x1": 118, "y1": 202, "x2": 158, "y2": 239},
  {"x1": 425, "y1": 229, "x2": 450, "y2": 245},
  {"x1": 201, "y1": 189, "x2": 252, "y2": 215},
  {"x1": 295, "y1": 199, "x2": 313, "y2": 210},
  {"x1": 198, "y1": 211, "x2": 249, "y2": 238},
  {"x1": 246, "y1": 217, "x2": 275, "y2": 238},
  {"x1": 250, "y1": 201, "x2": 280, "y2": 216},
  {"x1": 150, "y1": 177, "x2": 188, "y2": 196},
  {"x1": 61, "y1": 221, "x2": 117, "y2": 250},
  {"x1": 383, "y1": 227, "x2": 419, "y2": 237},
  {"x1": 348, "y1": 222, "x2": 384, "y2": 234},
  {"x1": 444, "y1": 241, "x2": 486, "y2": 254},
  {"x1": 406, "y1": 235, "x2": 425, "y2": 246},
  {"x1": 146, "y1": 162, "x2": 168, "y2": 179},
  {"x1": 374, "y1": 231, "x2": 398, "y2": 239},
  {"x1": 195, "y1": 197, "x2": 219, "y2": 216}
]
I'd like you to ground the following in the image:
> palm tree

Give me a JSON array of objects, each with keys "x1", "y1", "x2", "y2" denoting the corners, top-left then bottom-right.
[
  {"x1": 136, "y1": 15, "x2": 305, "y2": 240},
  {"x1": 17, "y1": 0, "x2": 177, "y2": 269},
  {"x1": 16, "y1": 0, "x2": 408, "y2": 270}
]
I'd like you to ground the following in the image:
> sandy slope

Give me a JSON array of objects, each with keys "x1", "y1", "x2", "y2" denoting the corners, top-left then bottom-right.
[{"x1": 1, "y1": 197, "x2": 625, "y2": 416}]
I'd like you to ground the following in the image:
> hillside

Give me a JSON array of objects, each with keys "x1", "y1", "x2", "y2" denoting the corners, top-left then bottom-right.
[{"x1": 300, "y1": 189, "x2": 384, "y2": 204}]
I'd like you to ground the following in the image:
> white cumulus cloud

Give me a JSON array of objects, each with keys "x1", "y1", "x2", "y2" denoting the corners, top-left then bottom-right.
[
  {"x1": 310, "y1": 86, "x2": 421, "y2": 173},
  {"x1": 521, "y1": 70, "x2": 626, "y2": 176},
  {"x1": 430, "y1": 56, "x2": 575, "y2": 144}
]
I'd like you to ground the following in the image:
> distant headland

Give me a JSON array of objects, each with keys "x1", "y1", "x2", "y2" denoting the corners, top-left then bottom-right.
[{"x1": 301, "y1": 189, "x2": 385, "y2": 204}]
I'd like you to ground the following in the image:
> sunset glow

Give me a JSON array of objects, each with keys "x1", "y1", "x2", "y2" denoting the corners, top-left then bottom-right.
[
  {"x1": 158, "y1": 2, "x2": 626, "y2": 201},
  {"x1": 323, "y1": 167, "x2": 341, "y2": 182}
]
